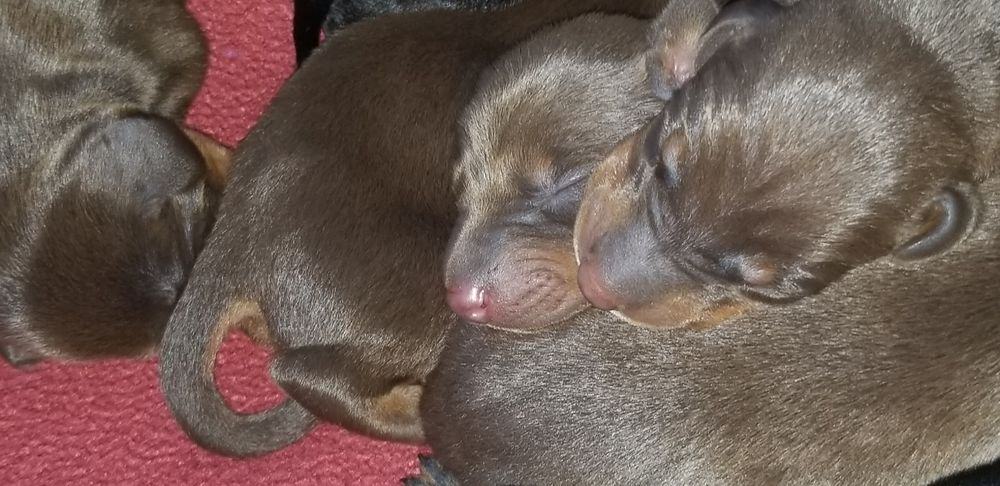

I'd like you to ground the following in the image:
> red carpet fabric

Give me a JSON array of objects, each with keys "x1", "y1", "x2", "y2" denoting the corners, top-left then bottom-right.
[{"x1": 0, "y1": 1, "x2": 422, "y2": 484}]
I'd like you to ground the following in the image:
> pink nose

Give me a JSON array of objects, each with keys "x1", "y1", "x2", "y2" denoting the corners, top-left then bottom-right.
[
  {"x1": 577, "y1": 261, "x2": 619, "y2": 311},
  {"x1": 446, "y1": 284, "x2": 493, "y2": 324}
]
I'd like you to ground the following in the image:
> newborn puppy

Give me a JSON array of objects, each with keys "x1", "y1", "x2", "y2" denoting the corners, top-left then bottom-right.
[
  {"x1": 422, "y1": 173, "x2": 1000, "y2": 485},
  {"x1": 444, "y1": 13, "x2": 661, "y2": 331},
  {"x1": 159, "y1": 0, "x2": 670, "y2": 457},
  {"x1": 574, "y1": 0, "x2": 1000, "y2": 329},
  {"x1": 0, "y1": 1, "x2": 228, "y2": 366},
  {"x1": 293, "y1": 0, "x2": 515, "y2": 64}
]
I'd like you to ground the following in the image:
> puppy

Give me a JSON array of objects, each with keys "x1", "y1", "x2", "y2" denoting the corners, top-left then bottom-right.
[
  {"x1": 159, "y1": 0, "x2": 671, "y2": 457},
  {"x1": 444, "y1": 13, "x2": 661, "y2": 331},
  {"x1": 574, "y1": 0, "x2": 1000, "y2": 329},
  {"x1": 421, "y1": 173, "x2": 1000, "y2": 485},
  {"x1": 0, "y1": 1, "x2": 229, "y2": 366},
  {"x1": 293, "y1": 0, "x2": 515, "y2": 65}
]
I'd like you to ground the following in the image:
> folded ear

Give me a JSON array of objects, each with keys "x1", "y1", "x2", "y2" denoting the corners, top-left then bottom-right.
[
  {"x1": 62, "y1": 115, "x2": 222, "y2": 255},
  {"x1": 647, "y1": 0, "x2": 784, "y2": 99},
  {"x1": 647, "y1": 0, "x2": 720, "y2": 98},
  {"x1": 894, "y1": 187, "x2": 975, "y2": 261},
  {"x1": 67, "y1": 114, "x2": 230, "y2": 202}
]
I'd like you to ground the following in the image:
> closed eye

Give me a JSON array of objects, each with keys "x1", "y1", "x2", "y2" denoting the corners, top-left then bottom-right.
[
  {"x1": 551, "y1": 163, "x2": 593, "y2": 192},
  {"x1": 524, "y1": 163, "x2": 589, "y2": 223},
  {"x1": 525, "y1": 161, "x2": 588, "y2": 205},
  {"x1": 542, "y1": 181, "x2": 584, "y2": 222}
]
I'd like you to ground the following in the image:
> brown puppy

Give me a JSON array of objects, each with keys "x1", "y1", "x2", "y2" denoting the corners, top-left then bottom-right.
[
  {"x1": 0, "y1": 1, "x2": 229, "y2": 366},
  {"x1": 293, "y1": 0, "x2": 515, "y2": 65},
  {"x1": 158, "y1": 0, "x2": 670, "y2": 457},
  {"x1": 421, "y1": 175, "x2": 1000, "y2": 485},
  {"x1": 574, "y1": 0, "x2": 1000, "y2": 329},
  {"x1": 444, "y1": 13, "x2": 661, "y2": 331}
]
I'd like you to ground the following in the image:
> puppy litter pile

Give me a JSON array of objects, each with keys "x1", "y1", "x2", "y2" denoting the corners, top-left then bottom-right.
[{"x1": 0, "y1": 1, "x2": 420, "y2": 484}]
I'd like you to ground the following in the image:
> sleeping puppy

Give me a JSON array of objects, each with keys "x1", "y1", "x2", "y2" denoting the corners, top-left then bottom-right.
[
  {"x1": 421, "y1": 174, "x2": 1000, "y2": 485},
  {"x1": 0, "y1": 1, "x2": 229, "y2": 366},
  {"x1": 444, "y1": 13, "x2": 661, "y2": 331},
  {"x1": 159, "y1": 0, "x2": 671, "y2": 457},
  {"x1": 292, "y1": 0, "x2": 516, "y2": 64},
  {"x1": 574, "y1": 0, "x2": 1000, "y2": 329}
]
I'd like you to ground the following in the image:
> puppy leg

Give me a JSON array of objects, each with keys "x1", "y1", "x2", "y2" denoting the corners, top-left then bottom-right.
[
  {"x1": 272, "y1": 345, "x2": 424, "y2": 442},
  {"x1": 402, "y1": 456, "x2": 462, "y2": 486}
]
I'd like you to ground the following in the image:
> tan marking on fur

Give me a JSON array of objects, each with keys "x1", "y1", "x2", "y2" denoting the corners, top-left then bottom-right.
[
  {"x1": 662, "y1": 129, "x2": 689, "y2": 169},
  {"x1": 618, "y1": 290, "x2": 755, "y2": 330},
  {"x1": 742, "y1": 255, "x2": 778, "y2": 287},
  {"x1": 183, "y1": 128, "x2": 232, "y2": 191},
  {"x1": 689, "y1": 300, "x2": 756, "y2": 330},
  {"x1": 201, "y1": 299, "x2": 268, "y2": 376},
  {"x1": 374, "y1": 383, "x2": 423, "y2": 428}
]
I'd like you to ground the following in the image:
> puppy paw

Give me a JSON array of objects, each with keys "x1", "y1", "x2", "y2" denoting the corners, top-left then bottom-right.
[
  {"x1": 0, "y1": 343, "x2": 42, "y2": 368},
  {"x1": 401, "y1": 455, "x2": 461, "y2": 486}
]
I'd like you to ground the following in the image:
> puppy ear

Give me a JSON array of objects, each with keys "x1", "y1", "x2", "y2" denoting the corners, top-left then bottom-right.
[
  {"x1": 647, "y1": 0, "x2": 783, "y2": 98},
  {"x1": 64, "y1": 115, "x2": 220, "y2": 257},
  {"x1": 894, "y1": 188, "x2": 975, "y2": 260},
  {"x1": 647, "y1": 0, "x2": 719, "y2": 98},
  {"x1": 182, "y1": 128, "x2": 232, "y2": 191},
  {"x1": 68, "y1": 115, "x2": 213, "y2": 203}
]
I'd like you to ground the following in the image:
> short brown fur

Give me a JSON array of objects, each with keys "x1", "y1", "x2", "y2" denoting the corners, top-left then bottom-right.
[
  {"x1": 575, "y1": 0, "x2": 1000, "y2": 329},
  {"x1": 444, "y1": 13, "x2": 661, "y2": 331},
  {"x1": 422, "y1": 172, "x2": 1000, "y2": 485},
  {"x1": 158, "y1": 0, "x2": 672, "y2": 457},
  {"x1": 0, "y1": 1, "x2": 229, "y2": 366}
]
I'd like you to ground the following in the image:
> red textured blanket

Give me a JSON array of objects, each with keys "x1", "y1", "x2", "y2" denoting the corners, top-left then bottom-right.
[{"x1": 0, "y1": 1, "x2": 420, "y2": 484}]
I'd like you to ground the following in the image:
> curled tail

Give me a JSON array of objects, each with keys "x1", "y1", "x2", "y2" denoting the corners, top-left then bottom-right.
[{"x1": 159, "y1": 275, "x2": 316, "y2": 457}]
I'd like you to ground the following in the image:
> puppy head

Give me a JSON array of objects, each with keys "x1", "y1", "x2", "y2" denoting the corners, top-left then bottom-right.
[
  {"x1": 575, "y1": 1, "x2": 978, "y2": 329},
  {"x1": 444, "y1": 15, "x2": 661, "y2": 331},
  {"x1": 0, "y1": 114, "x2": 229, "y2": 363}
]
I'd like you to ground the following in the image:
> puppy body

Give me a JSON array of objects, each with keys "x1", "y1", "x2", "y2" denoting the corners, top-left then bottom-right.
[
  {"x1": 159, "y1": 0, "x2": 671, "y2": 456},
  {"x1": 0, "y1": 1, "x2": 223, "y2": 365},
  {"x1": 292, "y1": 0, "x2": 515, "y2": 64},
  {"x1": 423, "y1": 173, "x2": 1000, "y2": 485},
  {"x1": 444, "y1": 13, "x2": 661, "y2": 330},
  {"x1": 574, "y1": 0, "x2": 1000, "y2": 329}
]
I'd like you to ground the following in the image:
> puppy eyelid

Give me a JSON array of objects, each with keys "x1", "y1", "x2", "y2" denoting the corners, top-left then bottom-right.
[
  {"x1": 551, "y1": 165, "x2": 591, "y2": 192},
  {"x1": 515, "y1": 175, "x2": 546, "y2": 199},
  {"x1": 547, "y1": 179, "x2": 583, "y2": 203}
]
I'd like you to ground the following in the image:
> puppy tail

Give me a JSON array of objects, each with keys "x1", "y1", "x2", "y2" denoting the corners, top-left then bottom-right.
[{"x1": 159, "y1": 283, "x2": 316, "y2": 456}]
